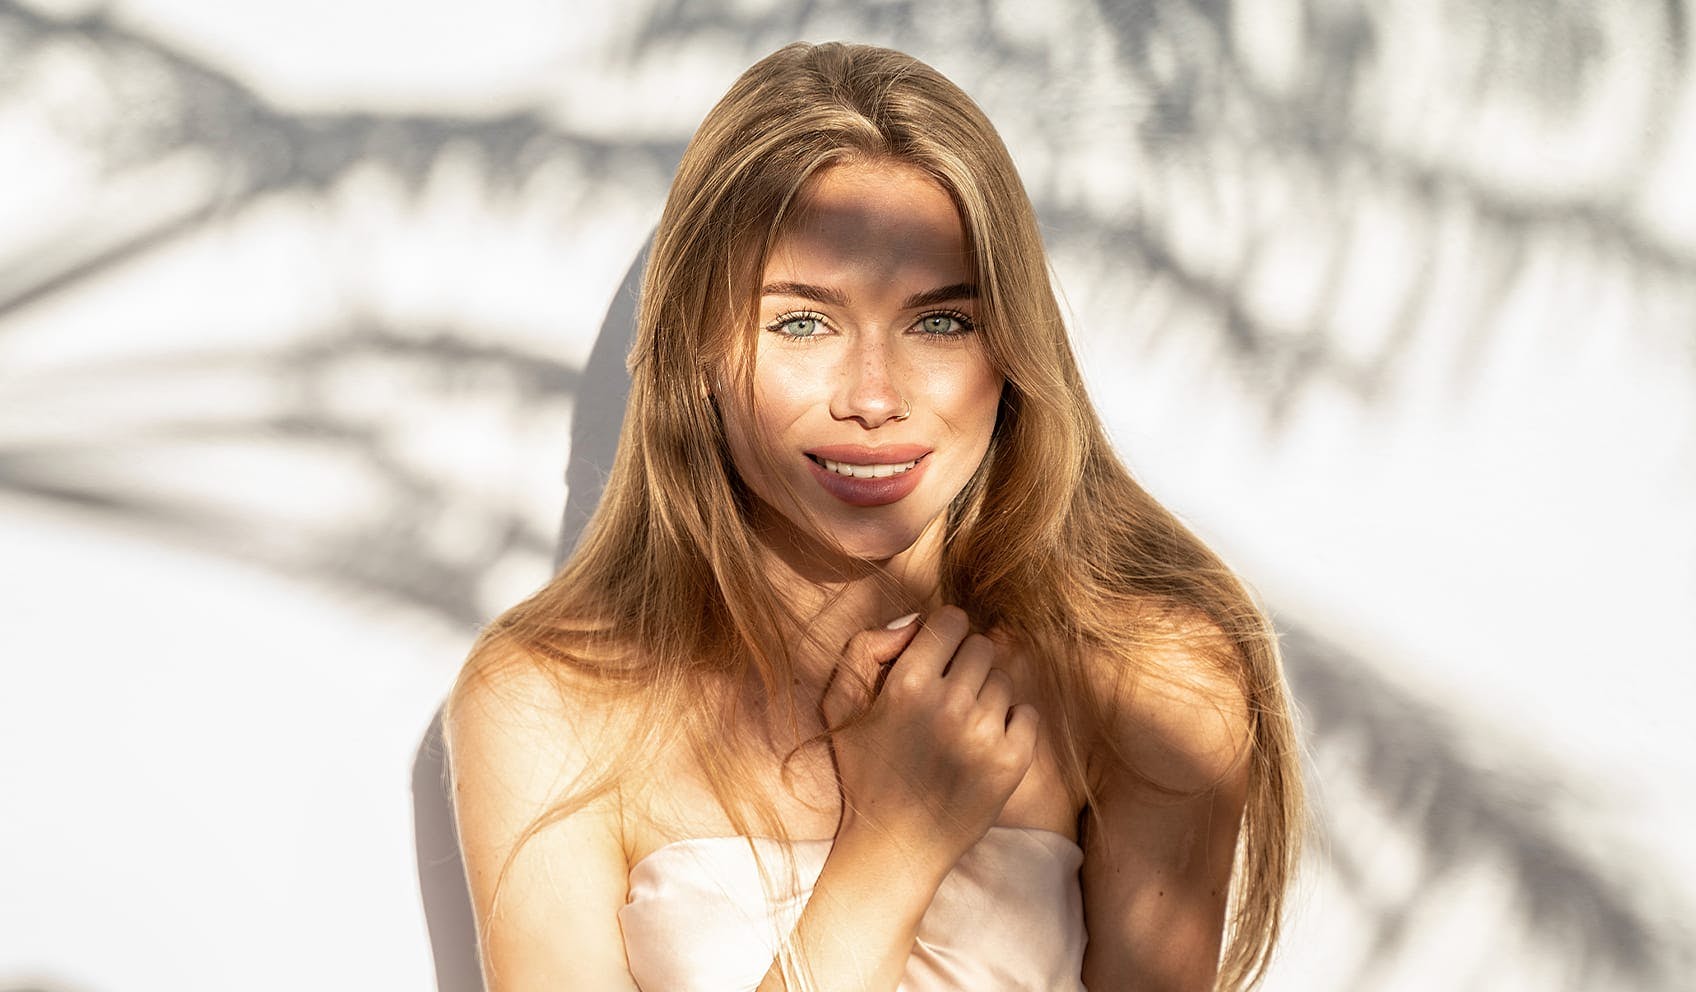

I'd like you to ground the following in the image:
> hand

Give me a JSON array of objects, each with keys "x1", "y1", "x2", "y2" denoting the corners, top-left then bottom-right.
[{"x1": 820, "y1": 606, "x2": 1041, "y2": 873}]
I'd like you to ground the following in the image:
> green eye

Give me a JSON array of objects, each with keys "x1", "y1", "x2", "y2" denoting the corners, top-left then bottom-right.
[
  {"x1": 765, "y1": 312, "x2": 827, "y2": 339},
  {"x1": 917, "y1": 312, "x2": 974, "y2": 335}
]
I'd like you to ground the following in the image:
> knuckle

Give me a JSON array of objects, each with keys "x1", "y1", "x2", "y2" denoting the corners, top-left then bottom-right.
[
  {"x1": 940, "y1": 682, "x2": 977, "y2": 715},
  {"x1": 893, "y1": 666, "x2": 930, "y2": 697},
  {"x1": 991, "y1": 745, "x2": 1029, "y2": 777},
  {"x1": 843, "y1": 635, "x2": 874, "y2": 665},
  {"x1": 968, "y1": 704, "x2": 1006, "y2": 737}
]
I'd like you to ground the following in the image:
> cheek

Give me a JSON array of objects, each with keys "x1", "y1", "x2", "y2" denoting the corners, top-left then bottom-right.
[
  {"x1": 925, "y1": 359, "x2": 1003, "y2": 433},
  {"x1": 717, "y1": 374, "x2": 808, "y2": 483},
  {"x1": 753, "y1": 347, "x2": 833, "y2": 408},
  {"x1": 741, "y1": 353, "x2": 834, "y2": 447},
  {"x1": 710, "y1": 382, "x2": 762, "y2": 473},
  {"x1": 973, "y1": 367, "x2": 1006, "y2": 421}
]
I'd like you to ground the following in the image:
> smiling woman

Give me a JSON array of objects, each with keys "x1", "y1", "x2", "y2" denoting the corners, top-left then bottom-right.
[{"x1": 443, "y1": 41, "x2": 1303, "y2": 992}]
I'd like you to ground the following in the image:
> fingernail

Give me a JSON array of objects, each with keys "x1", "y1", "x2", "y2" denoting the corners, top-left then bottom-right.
[{"x1": 884, "y1": 612, "x2": 921, "y2": 630}]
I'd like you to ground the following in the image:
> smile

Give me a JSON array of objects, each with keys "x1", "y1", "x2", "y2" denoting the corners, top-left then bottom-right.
[
  {"x1": 807, "y1": 454, "x2": 922, "y2": 478},
  {"x1": 801, "y1": 450, "x2": 932, "y2": 507}
]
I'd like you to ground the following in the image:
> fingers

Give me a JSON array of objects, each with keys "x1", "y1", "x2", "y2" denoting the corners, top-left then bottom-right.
[
  {"x1": 976, "y1": 665, "x2": 1014, "y2": 716},
  {"x1": 940, "y1": 633, "x2": 994, "y2": 692},
  {"x1": 887, "y1": 605, "x2": 971, "y2": 687},
  {"x1": 976, "y1": 625, "x2": 1033, "y2": 735},
  {"x1": 935, "y1": 635, "x2": 1026, "y2": 750},
  {"x1": 825, "y1": 607, "x2": 1027, "y2": 736},
  {"x1": 822, "y1": 615, "x2": 923, "y2": 726},
  {"x1": 1004, "y1": 701, "x2": 1040, "y2": 750}
]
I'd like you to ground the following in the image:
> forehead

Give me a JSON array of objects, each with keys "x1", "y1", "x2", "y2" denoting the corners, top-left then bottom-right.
[{"x1": 763, "y1": 160, "x2": 970, "y2": 287}]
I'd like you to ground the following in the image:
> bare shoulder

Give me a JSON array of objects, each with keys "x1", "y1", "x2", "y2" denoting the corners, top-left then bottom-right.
[
  {"x1": 445, "y1": 634, "x2": 640, "y2": 770},
  {"x1": 1086, "y1": 609, "x2": 1252, "y2": 795},
  {"x1": 443, "y1": 633, "x2": 644, "y2": 991},
  {"x1": 444, "y1": 635, "x2": 648, "y2": 827},
  {"x1": 1076, "y1": 609, "x2": 1253, "y2": 989}
]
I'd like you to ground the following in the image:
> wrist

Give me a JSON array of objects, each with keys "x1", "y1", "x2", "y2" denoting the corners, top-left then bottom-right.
[{"x1": 831, "y1": 813, "x2": 960, "y2": 893}]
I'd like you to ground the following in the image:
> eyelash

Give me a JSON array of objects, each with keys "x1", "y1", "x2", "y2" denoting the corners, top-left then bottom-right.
[
  {"x1": 914, "y1": 309, "x2": 976, "y2": 337},
  {"x1": 762, "y1": 309, "x2": 978, "y2": 341},
  {"x1": 763, "y1": 310, "x2": 830, "y2": 341}
]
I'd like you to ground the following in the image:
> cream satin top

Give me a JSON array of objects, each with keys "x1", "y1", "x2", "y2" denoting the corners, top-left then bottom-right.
[{"x1": 618, "y1": 825, "x2": 1088, "y2": 991}]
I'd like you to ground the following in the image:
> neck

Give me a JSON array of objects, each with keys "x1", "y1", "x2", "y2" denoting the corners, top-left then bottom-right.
[{"x1": 746, "y1": 505, "x2": 950, "y2": 699}]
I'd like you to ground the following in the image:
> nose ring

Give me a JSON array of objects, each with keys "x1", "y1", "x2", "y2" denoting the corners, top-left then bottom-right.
[{"x1": 892, "y1": 397, "x2": 911, "y2": 421}]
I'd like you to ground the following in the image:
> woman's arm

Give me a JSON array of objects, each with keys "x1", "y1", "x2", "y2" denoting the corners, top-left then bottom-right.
[
  {"x1": 443, "y1": 648, "x2": 642, "y2": 992},
  {"x1": 1080, "y1": 633, "x2": 1253, "y2": 992},
  {"x1": 751, "y1": 824, "x2": 954, "y2": 992}
]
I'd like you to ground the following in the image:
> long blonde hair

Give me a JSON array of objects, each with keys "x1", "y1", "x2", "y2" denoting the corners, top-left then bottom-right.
[{"x1": 458, "y1": 41, "x2": 1301, "y2": 990}]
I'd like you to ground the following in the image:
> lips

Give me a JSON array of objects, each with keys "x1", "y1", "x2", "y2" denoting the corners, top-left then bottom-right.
[{"x1": 802, "y1": 444, "x2": 932, "y2": 507}]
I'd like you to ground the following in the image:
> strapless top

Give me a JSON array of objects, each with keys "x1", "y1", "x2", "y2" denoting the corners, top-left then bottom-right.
[{"x1": 618, "y1": 825, "x2": 1087, "y2": 991}]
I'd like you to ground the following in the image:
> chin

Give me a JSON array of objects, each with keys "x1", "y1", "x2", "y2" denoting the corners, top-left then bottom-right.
[
  {"x1": 749, "y1": 467, "x2": 955, "y2": 569},
  {"x1": 835, "y1": 533, "x2": 921, "y2": 563},
  {"x1": 818, "y1": 510, "x2": 939, "y2": 563}
]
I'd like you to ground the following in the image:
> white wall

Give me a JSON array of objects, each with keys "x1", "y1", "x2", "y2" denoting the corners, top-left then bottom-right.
[{"x1": 1, "y1": 1, "x2": 1691, "y2": 989}]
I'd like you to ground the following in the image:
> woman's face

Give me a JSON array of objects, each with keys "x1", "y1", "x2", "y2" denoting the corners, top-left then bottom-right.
[{"x1": 717, "y1": 159, "x2": 1004, "y2": 563}]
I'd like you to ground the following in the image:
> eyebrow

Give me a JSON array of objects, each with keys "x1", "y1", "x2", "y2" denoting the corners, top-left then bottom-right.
[{"x1": 760, "y1": 281, "x2": 978, "y2": 309}]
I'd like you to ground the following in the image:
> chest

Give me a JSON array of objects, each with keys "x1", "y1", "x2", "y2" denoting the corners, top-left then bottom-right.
[
  {"x1": 619, "y1": 826, "x2": 1089, "y2": 992},
  {"x1": 620, "y1": 696, "x2": 1086, "y2": 868}
]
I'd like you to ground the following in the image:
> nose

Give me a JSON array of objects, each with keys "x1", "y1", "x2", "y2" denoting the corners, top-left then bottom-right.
[{"x1": 830, "y1": 334, "x2": 908, "y2": 429}]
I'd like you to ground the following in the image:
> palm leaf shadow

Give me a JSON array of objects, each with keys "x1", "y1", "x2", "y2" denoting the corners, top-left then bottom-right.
[
  {"x1": 1283, "y1": 625, "x2": 1695, "y2": 989},
  {"x1": 3, "y1": 1, "x2": 1693, "y2": 989}
]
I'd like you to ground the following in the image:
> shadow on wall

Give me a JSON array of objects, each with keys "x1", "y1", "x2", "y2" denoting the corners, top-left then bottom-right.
[
  {"x1": 557, "y1": 243, "x2": 647, "y2": 569},
  {"x1": 3, "y1": 1, "x2": 1693, "y2": 990},
  {"x1": 407, "y1": 246, "x2": 647, "y2": 992},
  {"x1": 1281, "y1": 628, "x2": 1696, "y2": 989},
  {"x1": 414, "y1": 711, "x2": 482, "y2": 992},
  {"x1": 0, "y1": 1, "x2": 687, "y2": 331}
]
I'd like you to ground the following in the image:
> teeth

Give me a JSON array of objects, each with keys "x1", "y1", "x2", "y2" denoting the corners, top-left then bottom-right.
[{"x1": 817, "y1": 456, "x2": 921, "y2": 478}]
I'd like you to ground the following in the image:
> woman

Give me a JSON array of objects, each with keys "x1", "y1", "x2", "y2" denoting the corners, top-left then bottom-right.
[{"x1": 445, "y1": 41, "x2": 1302, "y2": 991}]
